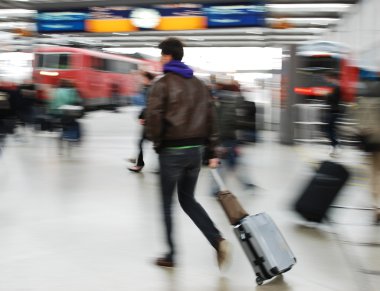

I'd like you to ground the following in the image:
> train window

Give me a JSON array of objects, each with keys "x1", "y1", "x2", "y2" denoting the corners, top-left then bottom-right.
[
  {"x1": 300, "y1": 56, "x2": 339, "y2": 71},
  {"x1": 44, "y1": 54, "x2": 58, "y2": 68},
  {"x1": 129, "y1": 62, "x2": 138, "y2": 72},
  {"x1": 36, "y1": 53, "x2": 71, "y2": 69},
  {"x1": 102, "y1": 58, "x2": 113, "y2": 71},
  {"x1": 104, "y1": 59, "x2": 138, "y2": 73},
  {"x1": 91, "y1": 57, "x2": 106, "y2": 71},
  {"x1": 116, "y1": 60, "x2": 127, "y2": 73},
  {"x1": 36, "y1": 54, "x2": 43, "y2": 68},
  {"x1": 90, "y1": 57, "x2": 138, "y2": 73},
  {"x1": 58, "y1": 54, "x2": 70, "y2": 69}
]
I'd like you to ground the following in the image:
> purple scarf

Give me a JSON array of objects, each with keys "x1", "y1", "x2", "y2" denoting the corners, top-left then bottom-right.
[{"x1": 163, "y1": 60, "x2": 194, "y2": 78}]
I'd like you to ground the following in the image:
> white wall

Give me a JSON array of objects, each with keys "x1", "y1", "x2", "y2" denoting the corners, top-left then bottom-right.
[{"x1": 322, "y1": 0, "x2": 380, "y2": 70}]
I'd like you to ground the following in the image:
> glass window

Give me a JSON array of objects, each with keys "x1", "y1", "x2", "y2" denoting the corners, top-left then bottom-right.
[
  {"x1": 103, "y1": 58, "x2": 115, "y2": 72},
  {"x1": 36, "y1": 54, "x2": 43, "y2": 68},
  {"x1": 301, "y1": 56, "x2": 340, "y2": 71},
  {"x1": 36, "y1": 53, "x2": 71, "y2": 69},
  {"x1": 91, "y1": 57, "x2": 106, "y2": 71},
  {"x1": 44, "y1": 54, "x2": 58, "y2": 68},
  {"x1": 58, "y1": 54, "x2": 70, "y2": 69},
  {"x1": 104, "y1": 59, "x2": 138, "y2": 73}
]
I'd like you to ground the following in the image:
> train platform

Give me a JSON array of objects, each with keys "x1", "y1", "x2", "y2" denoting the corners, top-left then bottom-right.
[{"x1": 0, "y1": 107, "x2": 378, "y2": 291}]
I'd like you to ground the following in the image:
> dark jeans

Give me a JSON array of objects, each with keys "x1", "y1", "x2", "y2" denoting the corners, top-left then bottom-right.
[
  {"x1": 159, "y1": 147, "x2": 222, "y2": 259},
  {"x1": 61, "y1": 116, "x2": 81, "y2": 141},
  {"x1": 0, "y1": 133, "x2": 5, "y2": 154},
  {"x1": 221, "y1": 139, "x2": 239, "y2": 168},
  {"x1": 326, "y1": 113, "x2": 339, "y2": 148},
  {"x1": 136, "y1": 129, "x2": 145, "y2": 167}
]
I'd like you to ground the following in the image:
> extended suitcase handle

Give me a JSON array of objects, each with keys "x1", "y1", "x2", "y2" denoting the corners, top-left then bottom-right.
[{"x1": 210, "y1": 168, "x2": 228, "y2": 192}]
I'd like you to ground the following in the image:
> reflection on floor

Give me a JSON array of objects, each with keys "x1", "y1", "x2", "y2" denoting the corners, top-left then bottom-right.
[{"x1": 0, "y1": 108, "x2": 379, "y2": 291}]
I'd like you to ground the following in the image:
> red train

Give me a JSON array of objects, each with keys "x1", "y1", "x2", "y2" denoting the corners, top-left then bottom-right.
[
  {"x1": 33, "y1": 46, "x2": 159, "y2": 108},
  {"x1": 294, "y1": 41, "x2": 358, "y2": 103}
]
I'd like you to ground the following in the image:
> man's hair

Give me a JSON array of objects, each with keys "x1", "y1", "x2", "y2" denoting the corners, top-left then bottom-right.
[{"x1": 158, "y1": 37, "x2": 184, "y2": 61}]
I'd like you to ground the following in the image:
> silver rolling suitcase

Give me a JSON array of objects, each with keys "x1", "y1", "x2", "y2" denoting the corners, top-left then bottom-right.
[
  {"x1": 234, "y1": 213, "x2": 296, "y2": 285},
  {"x1": 210, "y1": 169, "x2": 296, "y2": 285}
]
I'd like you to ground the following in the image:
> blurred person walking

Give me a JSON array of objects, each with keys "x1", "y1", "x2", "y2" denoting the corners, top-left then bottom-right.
[
  {"x1": 211, "y1": 81, "x2": 255, "y2": 196},
  {"x1": 0, "y1": 89, "x2": 14, "y2": 154},
  {"x1": 17, "y1": 81, "x2": 38, "y2": 126},
  {"x1": 0, "y1": 82, "x2": 37, "y2": 142},
  {"x1": 128, "y1": 71, "x2": 155, "y2": 172},
  {"x1": 324, "y1": 71, "x2": 343, "y2": 157},
  {"x1": 355, "y1": 74, "x2": 380, "y2": 224},
  {"x1": 49, "y1": 79, "x2": 83, "y2": 141},
  {"x1": 145, "y1": 37, "x2": 230, "y2": 269}
]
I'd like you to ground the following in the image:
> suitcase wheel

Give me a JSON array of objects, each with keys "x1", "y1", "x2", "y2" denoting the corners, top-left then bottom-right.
[{"x1": 256, "y1": 276, "x2": 264, "y2": 286}]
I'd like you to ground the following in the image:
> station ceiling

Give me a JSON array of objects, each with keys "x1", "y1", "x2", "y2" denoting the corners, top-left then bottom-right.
[{"x1": 0, "y1": 0, "x2": 360, "y2": 49}]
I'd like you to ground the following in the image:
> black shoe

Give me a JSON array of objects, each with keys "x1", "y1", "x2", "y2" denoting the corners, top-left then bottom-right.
[
  {"x1": 128, "y1": 165, "x2": 143, "y2": 172},
  {"x1": 155, "y1": 256, "x2": 175, "y2": 268}
]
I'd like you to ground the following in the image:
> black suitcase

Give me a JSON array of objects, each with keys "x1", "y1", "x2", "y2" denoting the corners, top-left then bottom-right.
[{"x1": 294, "y1": 161, "x2": 350, "y2": 223}]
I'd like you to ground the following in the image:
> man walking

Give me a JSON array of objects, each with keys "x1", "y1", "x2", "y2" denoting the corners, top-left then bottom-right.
[
  {"x1": 128, "y1": 71, "x2": 155, "y2": 172},
  {"x1": 324, "y1": 71, "x2": 342, "y2": 157},
  {"x1": 145, "y1": 38, "x2": 230, "y2": 269}
]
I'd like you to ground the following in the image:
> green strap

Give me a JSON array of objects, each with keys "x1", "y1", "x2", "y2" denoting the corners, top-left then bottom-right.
[{"x1": 166, "y1": 145, "x2": 201, "y2": 150}]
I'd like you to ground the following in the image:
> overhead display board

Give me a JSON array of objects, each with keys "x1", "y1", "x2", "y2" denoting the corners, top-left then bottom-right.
[
  {"x1": 36, "y1": 1, "x2": 266, "y2": 33},
  {"x1": 36, "y1": 10, "x2": 89, "y2": 32},
  {"x1": 204, "y1": 4, "x2": 265, "y2": 28}
]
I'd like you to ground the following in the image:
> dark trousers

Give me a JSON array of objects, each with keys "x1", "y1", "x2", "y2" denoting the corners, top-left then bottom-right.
[
  {"x1": 0, "y1": 133, "x2": 5, "y2": 154},
  {"x1": 136, "y1": 129, "x2": 145, "y2": 167},
  {"x1": 158, "y1": 147, "x2": 222, "y2": 259},
  {"x1": 221, "y1": 139, "x2": 239, "y2": 168},
  {"x1": 61, "y1": 117, "x2": 81, "y2": 141},
  {"x1": 326, "y1": 113, "x2": 339, "y2": 148}
]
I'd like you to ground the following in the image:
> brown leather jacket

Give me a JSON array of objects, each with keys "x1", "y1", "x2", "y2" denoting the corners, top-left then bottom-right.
[{"x1": 145, "y1": 72, "x2": 219, "y2": 156}]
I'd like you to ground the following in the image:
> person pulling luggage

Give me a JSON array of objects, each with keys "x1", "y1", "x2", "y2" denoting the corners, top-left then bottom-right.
[{"x1": 145, "y1": 37, "x2": 231, "y2": 269}]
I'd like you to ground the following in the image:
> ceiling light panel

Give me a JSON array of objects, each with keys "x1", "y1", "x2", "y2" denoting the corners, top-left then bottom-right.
[
  {"x1": 267, "y1": 4, "x2": 351, "y2": 13},
  {"x1": 267, "y1": 18, "x2": 340, "y2": 25},
  {"x1": 4, "y1": 0, "x2": 356, "y2": 47}
]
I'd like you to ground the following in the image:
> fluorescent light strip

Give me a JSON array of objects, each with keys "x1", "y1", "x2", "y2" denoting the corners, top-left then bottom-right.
[
  {"x1": 267, "y1": 18, "x2": 340, "y2": 25},
  {"x1": 0, "y1": 9, "x2": 36, "y2": 15},
  {"x1": 267, "y1": 4, "x2": 351, "y2": 10}
]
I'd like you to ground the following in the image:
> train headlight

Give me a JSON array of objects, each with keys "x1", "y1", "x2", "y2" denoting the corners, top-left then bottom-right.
[{"x1": 40, "y1": 71, "x2": 59, "y2": 76}]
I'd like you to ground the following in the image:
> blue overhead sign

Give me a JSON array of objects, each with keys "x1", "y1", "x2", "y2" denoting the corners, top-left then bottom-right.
[
  {"x1": 154, "y1": 4, "x2": 203, "y2": 17},
  {"x1": 37, "y1": 10, "x2": 88, "y2": 32},
  {"x1": 204, "y1": 4, "x2": 265, "y2": 28},
  {"x1": 88, "y1": 6, "x2": 131, "y2": 19},
  {"x1": 37, "y1": 21, "x2": 86, "y2": 32},
  {"x1": 37, "y1": 11, "x2": 88, "y2": 21}
]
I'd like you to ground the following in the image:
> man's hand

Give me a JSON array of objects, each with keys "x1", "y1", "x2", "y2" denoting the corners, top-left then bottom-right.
[
  {"x1": 139, "y1": 119, "x2": 145, "y2": 125},
  {"x1": 208, "y1": 158, "x2": 219, "y2": 169}
]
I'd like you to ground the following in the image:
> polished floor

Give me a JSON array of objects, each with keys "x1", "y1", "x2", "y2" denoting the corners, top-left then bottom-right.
[{"x1": 0, "y1": 107, "x2": 379, "y2": 291}]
